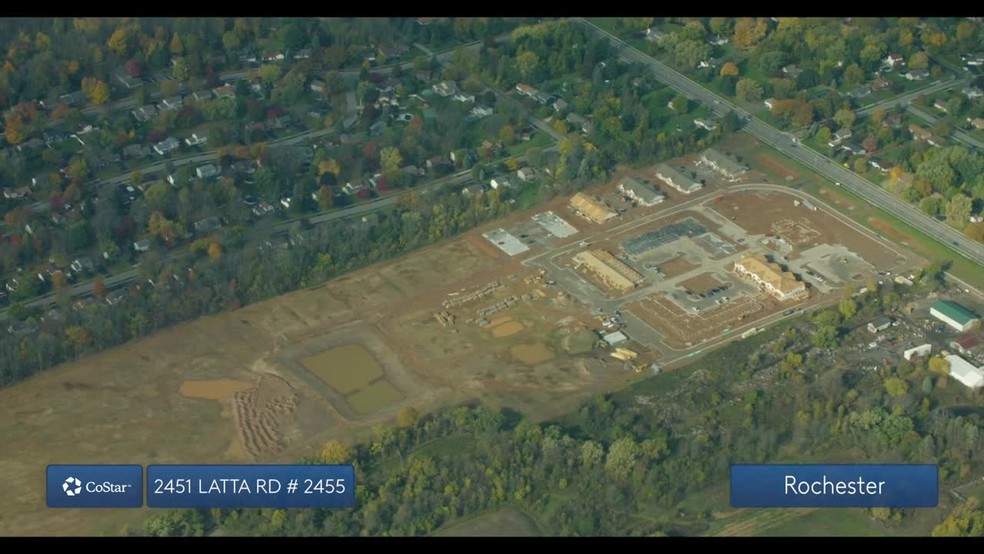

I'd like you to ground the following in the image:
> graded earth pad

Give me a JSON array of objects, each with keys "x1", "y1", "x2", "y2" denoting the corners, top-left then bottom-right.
[
  {"x1": 491, "y1": 320, "x2": 525, "y2": 337},
  {"x1": 300, "y1": 344, "x2": 384, "y2": 395},
  {"x1": 346, "y1": 380, "x2": 405, "y2": 415},
  {"x1": 511, "y1": 343, "x2": 556, "y2": 365}
]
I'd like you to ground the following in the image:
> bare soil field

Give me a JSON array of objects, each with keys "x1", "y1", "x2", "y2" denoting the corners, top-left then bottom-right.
[
  {"x1": 0, "y1": 205, "x2": 632, "y2": 536},
  {"x1": 658, "y1": 255, "x2": 698, "y2": 278},
  {"x1": 712, "y1": 191, "x2": 903, "y2": 268},
  {"x1": 678, "y1": 272, "x2": 723, "y2": 295},
  {"x1": 300, "y1": 344, "x2": 384, "y2": 395}
]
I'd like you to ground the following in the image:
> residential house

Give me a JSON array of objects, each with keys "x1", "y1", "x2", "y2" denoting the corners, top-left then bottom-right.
[
  {"x1": 617, "y1": 176, "x2": 665, "y2": 207},
  {"x1": 927, "y1": 135, "x2": 946, "y2": 148},
  {"x1": 933, "y1": 98, "x2": 949, "y2": 112},
  {"x1": 153, "y1": 137, "x2": 181, "y2": 155},
  {"x1": 369, "y1": 121, "x2": 387, "y2": 136},
  {"x1": 963, "y1": 86, "x2": 983, "y2": 99},
  {"x1": 883, "y1": 112, "x2": 903, "y2": 129},
  {"x1": 490, "y1": 176, "x2": 512, "y2": 190},
  {"x1": 117, "y1": 74, "x2": 143, "y2": 89},
  {"x1": 645, "y1": 27, "x2": 666, "y2": 43},
  {"x1": 262, "y1": 51, "x2": 285, "y2": 62},
  {"x1": 185, "y1": 133, "x2": 207, "y2": 147},
  {"x1": 708, "y1": 35, "x2": 728, "y2": 46},
  {"x1": 965, "y1": 53, "x2": 984, "y2": 66},
  {"x1": 906, "y1": 69, "x2": 929, "y2": 80},
  {"x1": 782, "y1": 65, "x2": 803, "y2": 79},
  {"x1": 310, "y1": 80, "x2": 326, "y2": 94},
  {"x1": 828, "y1": 128, "x2": 853, "y2": 147},
  {"x1": 532, "y1": 91, "x2": 552, "y2": 105},
  {"x1": 515, "y1": 83, "x2": 538, "y2": 97},
  {"x1": 872, "y1": 76, "x2": 891, "y2": 90},
  {"x1": 909, "y1": 123, "x2": 932, "y2": 141},
  {"x1": 840, "y1": 143, "x2": 866, "y2": 156},
  {"x1": 697, "y1": 57, "x2": 721, "y2": 69},
  {"x1": 131, "y1": 104, "x2": 158, "y2": 122},
  {"x1": 59, "y1": 90, "x2": 85, "y2": 107},
  {"x1": 847, "y1": 86, "x2": 872, "y2": 98},
  {"x1": 196, "y1": 164, "x2": 220, "y2": 179},
  {"x1": 885, "y1": 53, "x2": 905, "y2": 67},
  {"x1": 470, "y1": 105, "x2": 493, "y2": 118},
  {"x1": 461, "y1": 183, "x2": 484, "y2": 197},
  {"x1": 122, "y1": 144, "x2": 148, "y2": 160},
  {"x1": 432, "y1": 81, "x2": 457, "y2": 97},
  {"x1": 252, "y1": 202, "x2": 275, "y2": 217},
  {"x1": 553, "y1": 98, "x2": 568, "y2": 112},
  {"x1": 213, "y1": 85, "x2": 236, "y2": 99},
  {"x1": 159, "y1": 96, "x2": 183, "y2": 111},
  {"x1": 733, "y1": 253, "x2": 806, "y2": 301},
  {"x1": 868, "y1": 316, "x2": 892, "y2": 333},
  {"x1": 292, "y1": 48, "x2": 311, "y2": 60},
  {"x1": 516, "y1": 167, "x2": 536, "y2": 182},
  {"x1": 452, "y1": 92, "x2": 475, "y2": 104},
  {"x1": 133, "y1": 239, "x2": 151, "y2": 252},
  {"x1": 764, "y1": 98, "x2": 776, "y2": 110},
  {"x1": 565, "y1": 112, "x2": 593, "y2": 134},
  {"x1": 969, "y1": 117, "x2": 984, "y2": 130},
  {"x1": 868, "y1": 158, "x2": 894, "y2": 173},
  {"x1": 700, "y1": 148, "x2": 748, "y2": 180},
  {"x1": 190, "y1": 90, "x2": 213, "y2": 103},
  {"x1": 342, "y1": 180, "x2": 369, "y2": 195},
  {"x1": 694, "y1": 118, "x2": 717, "y2": 131},
  {"x1": 70, "y1": 257, "x2": 95, "y2": 273},
  {"x1": 655, "y1": 164, "x2": 702, "y2": 194},
  {"x1": 193, "y1": 216, "x2": 221, "y2": 235},
  {"x1": 2, "y1": 186, "x2": 30, "y2": 200},
  {"x1": 380, "y1": 44, "x2": 408, "y2": 58}
]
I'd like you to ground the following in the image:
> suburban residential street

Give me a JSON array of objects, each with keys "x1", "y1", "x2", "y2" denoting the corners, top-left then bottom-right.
[{"x1": 578, "y1": 18, "x2": 984, "y2": 270}]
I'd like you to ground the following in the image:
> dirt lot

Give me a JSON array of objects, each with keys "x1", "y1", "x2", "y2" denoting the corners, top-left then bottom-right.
[
  {"x1": 712, "y1": 191, "x2": 902, "y2": 268},
  {"x1": 678, "y1": 273, "x2": 723, "y2": 295},
  {"x1": 0, "y1": 208, "x2": 631, "y2": 536},
  {"x1": 658, "y1": 255, "x2": 698, "y2": 278}
]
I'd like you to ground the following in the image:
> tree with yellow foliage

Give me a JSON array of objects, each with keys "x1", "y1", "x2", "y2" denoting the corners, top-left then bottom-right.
[
  {"x1": 720, "y1": 61, "x2": 739, "y2": 78},
  {"x1": 319, "y1": 440, "x2": 352, "y2": 464},
  {"x1": 207, "y1": 241, "x2": 222, "y2": 260}
]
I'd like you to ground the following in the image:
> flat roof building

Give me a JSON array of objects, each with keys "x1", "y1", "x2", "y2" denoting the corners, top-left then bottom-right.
[{"x1": 945, "y1": 354, "x2": 984, "y2": 389}]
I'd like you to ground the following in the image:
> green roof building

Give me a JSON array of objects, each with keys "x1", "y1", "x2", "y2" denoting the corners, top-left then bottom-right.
[{"x1": 930, "y1": 300, "x2": 980, "y2": 332}]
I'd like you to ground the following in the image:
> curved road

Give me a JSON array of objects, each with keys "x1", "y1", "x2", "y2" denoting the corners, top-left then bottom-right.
[{"x1": 578, "y1": 18, "x2": 984, "y2": 270}]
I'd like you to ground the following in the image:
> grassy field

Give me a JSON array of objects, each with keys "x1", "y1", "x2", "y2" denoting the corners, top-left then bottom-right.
[
  {"x1": 300, "y1": 344, "x2": 383, "y2": 395},
  {"x1": 345, "y1": 379, "x2": 404, "y2": 415},
  {"x1": 434, "y1": 507, "x2": 540, "y2": 536}
]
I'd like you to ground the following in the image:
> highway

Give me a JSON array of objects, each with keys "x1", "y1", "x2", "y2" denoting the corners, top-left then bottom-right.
[{"x1": 578, "y1": 18, "x2": 984, "y2": 270}]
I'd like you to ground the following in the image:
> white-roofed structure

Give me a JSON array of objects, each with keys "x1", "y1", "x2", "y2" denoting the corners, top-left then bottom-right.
[
  {"x1": 944, "y1": 354, "x2": 984, "y2": 389},
  {"x1": 903, "y1": 344, "x2": 932, "y2": 361}
]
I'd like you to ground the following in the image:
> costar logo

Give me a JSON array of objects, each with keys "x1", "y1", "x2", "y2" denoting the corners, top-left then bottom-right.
[{"x1": 63, "y1": 476, "x2": 83, "y2": 496}]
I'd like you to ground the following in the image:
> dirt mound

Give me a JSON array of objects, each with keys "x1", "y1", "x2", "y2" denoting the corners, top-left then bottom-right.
[{"x1": 232, "y1": 373, "x2": 298, "y2": 460}]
